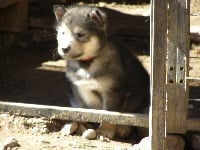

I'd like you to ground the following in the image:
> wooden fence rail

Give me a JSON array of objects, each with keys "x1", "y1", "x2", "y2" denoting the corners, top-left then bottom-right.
[{"x1": 0, "y1": 101, "x2": 149, "y2": 128}]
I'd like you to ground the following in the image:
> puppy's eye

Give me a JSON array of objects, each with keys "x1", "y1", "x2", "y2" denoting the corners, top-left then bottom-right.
[
  {"x1": 62, "y1": 32, "x2": 65, "y2": 35},
  {"x1": 76, "y1": 33, "x2": 85, "y2": 38}
]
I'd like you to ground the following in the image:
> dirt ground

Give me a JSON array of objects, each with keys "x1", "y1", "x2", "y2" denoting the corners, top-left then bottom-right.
[{"x1": 0, "y1": 0, "x2": 200, "y2": 150}]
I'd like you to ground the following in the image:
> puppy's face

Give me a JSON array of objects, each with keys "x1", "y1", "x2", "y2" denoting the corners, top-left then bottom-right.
[
  {"x1": 54, "y1": 5, "x2": 107, "y2": 61},
  {"x1": 56, "y1": 22, "x2": 101, "y2": 61}
]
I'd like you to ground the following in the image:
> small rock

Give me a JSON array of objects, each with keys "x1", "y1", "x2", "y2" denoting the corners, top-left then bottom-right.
[
  {"x1": 41, "y1": 126, "x2": 49, "y2": 134},
  {"x1": 32, "y1": 126, "x2": 39, "y2": 132},
  {"x1": 0, "y1": 113, "x2": 9, "y2": 118},
  {"x1": 61, "y1": 122, "x2": 78, "y2": 135},
  {"x1": 2, "y1": 137, "x2": 20, "y2": 150},
  {"x1": 82, "y1": 129, "x2": 97, "y2": 140}
]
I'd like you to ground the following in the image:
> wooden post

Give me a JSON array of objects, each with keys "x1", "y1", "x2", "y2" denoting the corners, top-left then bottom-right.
[
  {"x1": 150, "y1": 0, "x2": 167, "y2": 149},
  {"x1": 175, "y1": 0, "x2": 190, "y2": 132},
  {"x1": 166, "y1": 0, "x2": 178, "y2": 132},
  {"x1": 166, "y1": 0, "x2": 190, "y2": 133}
]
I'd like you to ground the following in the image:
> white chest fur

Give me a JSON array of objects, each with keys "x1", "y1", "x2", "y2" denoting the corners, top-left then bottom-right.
[
  {"x1": 71, "y1": 68, "x2": 115, "y2": 109},
  {"x1": 76, "y1": 68, "x2": 91, "y2": 79},
  {"x1": 74, "y1": 68, "x2": 101, "y2": 90},
  {"x1": 73, "y1": 68, "x2": 102, "y2": 109}
]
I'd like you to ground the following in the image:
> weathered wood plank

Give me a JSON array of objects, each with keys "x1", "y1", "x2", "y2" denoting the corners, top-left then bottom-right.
[
  {"x1": 166, "y1": 0, "x2": 178, "y2": 133},
  {"x1": 0, "y1": 101, "x2": 149, "y2": 127},
  {"x1": 186, "y1": 119, "x2": 200, "y2": 131},
  {"x1": 175, "y1": 0, "x2": 190, "y2": 133},
  {"x1": 0, "y1": 0, "x2": 28, "y2": 32},
  {"x1": 150, "y1": 0, "x2": 167, "y2": 149},
  {"x1": 186, "y1": 77, "x2": 200, "y2": 81},
  {"x1": 166, "y1": 0, "x2": 190, "y2": 134}
]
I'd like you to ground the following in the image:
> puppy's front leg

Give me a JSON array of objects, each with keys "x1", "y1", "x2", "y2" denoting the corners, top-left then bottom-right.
[
  {"x1": 96, "y1": 123, "x2": 116, "y2": 139},
  {"x1": 96, "y1": 90, "x2": 122, "y2": 139}
]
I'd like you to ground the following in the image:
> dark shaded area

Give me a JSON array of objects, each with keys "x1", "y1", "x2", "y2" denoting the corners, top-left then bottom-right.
[
  {"x1": 189, "y1": 86, "x2": 200, "y2": 100},
  {"x1": 28, "y1": 1, "x2": 150, "y2": 39},
  {"x1": 0, "y1": 34, "x2": 149, "y2": 108},
  {"x1": 189, "y1": 86, "x2": 200, "y2": 117},
  {"x1": 28, "y1": 0, "x2": 150, "y2": 19},
  {"x1": 102, "y1": 7, "x2": 150, "y2": 38},
  {"x1": 0, "y1": 31, "x2": 69, "y2": 106}
]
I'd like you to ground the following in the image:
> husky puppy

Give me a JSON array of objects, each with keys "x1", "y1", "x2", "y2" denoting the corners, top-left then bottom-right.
[{"x1": 54, "y1": 5, "x2": 149, "y2": 139}]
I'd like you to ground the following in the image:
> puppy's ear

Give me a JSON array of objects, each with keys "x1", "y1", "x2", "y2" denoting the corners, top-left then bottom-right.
[
  {"x1": 54, "y1": 5, "x2": 66, "y2": 22},
  {"x1": 88, "y1": 8, "x2": 107, "y2": 26}
]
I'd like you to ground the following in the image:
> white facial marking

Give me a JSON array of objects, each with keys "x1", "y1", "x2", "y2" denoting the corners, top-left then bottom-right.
[{"x1": 56, "y1": 23, "x2": 73, "y2": 56}]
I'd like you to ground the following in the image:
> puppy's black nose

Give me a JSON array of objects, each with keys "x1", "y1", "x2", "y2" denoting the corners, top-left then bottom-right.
[{"x1": 62, "y1": 46, "x2": 70, "y2": 53}]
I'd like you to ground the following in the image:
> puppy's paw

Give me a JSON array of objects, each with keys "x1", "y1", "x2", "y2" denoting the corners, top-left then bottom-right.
[
  {"x1": 76, "y1": 123, "x2": 88, "y2": 135},
  {"x1": 116, "y1": 125, "x2": 132, "y2": 138},
  {"x1": 96, "y1": 123, "x2": 116, "y2": 139},
  {"x1": 61, "y1": 121, "x2": 78, "y2": 135}
]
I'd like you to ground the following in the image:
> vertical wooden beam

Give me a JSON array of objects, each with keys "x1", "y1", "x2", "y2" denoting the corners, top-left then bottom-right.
[
  {"x1": 166, "y1": 0, "x2": 179, "y2": 132},
  {"x1": 166, "y1": 0, "x2": 190, "y2": 133},
  {"x1": 150, "y1": 0, "x2": 167, "y2": 149},
  {"x1": 175, "y1": 0, "x2": 190, "y2": 132}
]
